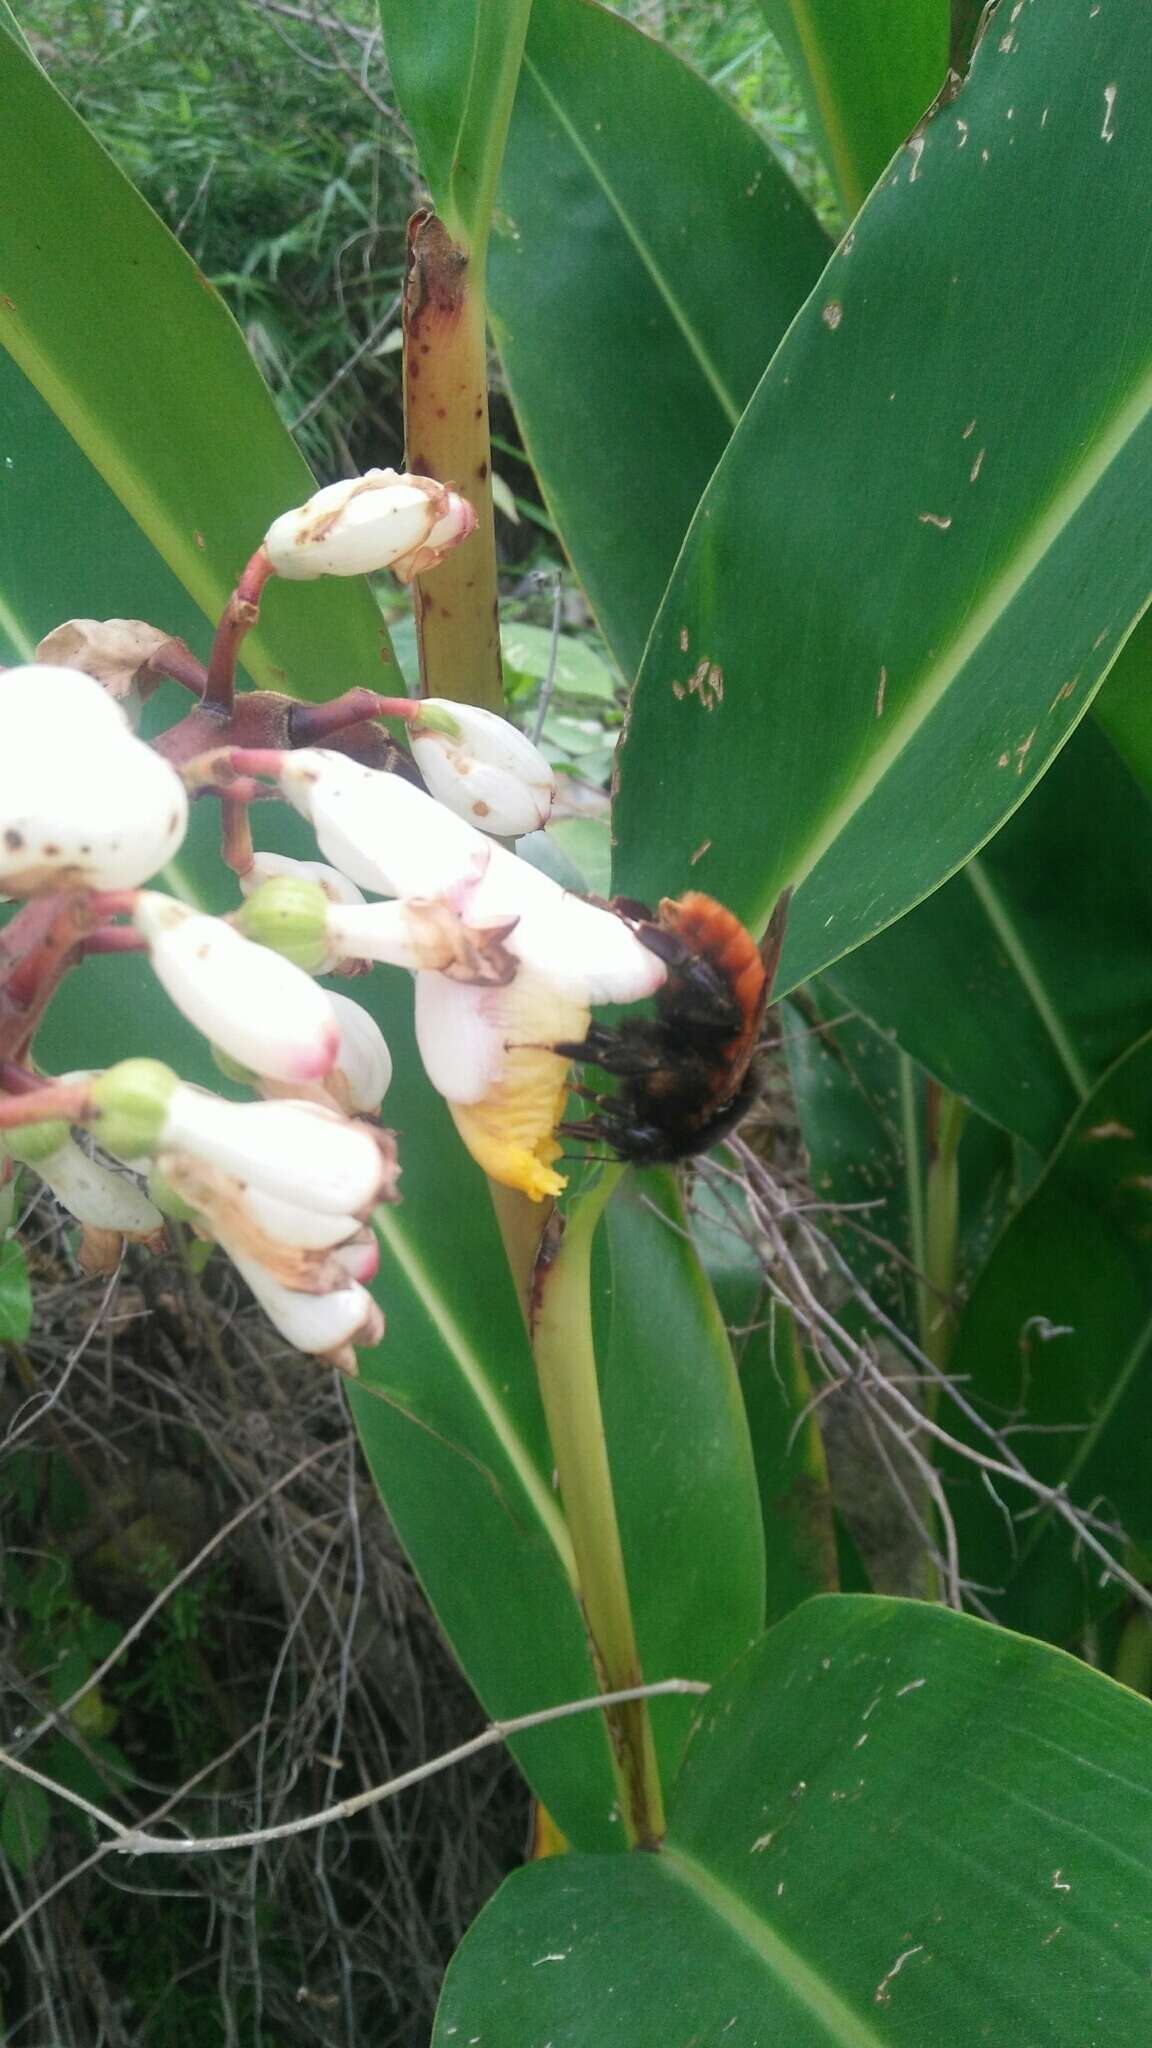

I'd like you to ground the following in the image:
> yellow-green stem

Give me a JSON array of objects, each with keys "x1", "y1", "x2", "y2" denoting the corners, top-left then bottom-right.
[
  {"x1": 1113, "y1": 1610, "x2": 1152, "y2": 1696},
  {"x1": 403, "y1": 211, "x2": 502, "y2": 710},
  {"x1": 921, "y1": 1082, "x2": 967, "y2": 1398},
  {"x1": 531, "y1": 1165, "x2": 666, "y2": 1848}
]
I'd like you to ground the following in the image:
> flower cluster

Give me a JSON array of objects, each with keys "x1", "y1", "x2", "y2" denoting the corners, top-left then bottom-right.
[{"x1": 0, "y1": 469, "x2": 667, "y2": 1368}]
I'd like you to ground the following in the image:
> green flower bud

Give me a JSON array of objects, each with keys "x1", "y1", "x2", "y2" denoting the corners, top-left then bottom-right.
[
  {"x1": 409, "y1": 701, "x2": 461, "y2": 740},
  {"x1": 146, "y1": 1171, "x2": 200, "y2": 1224},
  {"x1": 89, "y1": 1058, "x2": 178, "y2": 1161},
  {"x1": 232, "y1": 877, "x2": 330, "y2": 972},
  {"x1": 3, "y1": 1118, "x2": 71, "y2": 1167}
]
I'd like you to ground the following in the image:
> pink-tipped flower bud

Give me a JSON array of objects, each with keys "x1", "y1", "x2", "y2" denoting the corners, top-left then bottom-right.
[
  {"x1": 134, "y1": 893, "x2": 341, "y2": 1083},
  {"x1": 323, "y1": 991, "x2": 393, "y2": 1114},
  {"x1": 408, "y1": 701, "x2": 556, "y2": 837},
  {"x1": 263, "y1": 469, "x2": 476, "y2": 584},
  {"x1": 89, "y1": 1061, "x2": 397, "y2": 1217},
  {"x1": 230, "y1": 1249, "x2": 383, "y2": 1370},
  {"x1": 0, "y1": 666, "x2": 188, "y2": 894}
]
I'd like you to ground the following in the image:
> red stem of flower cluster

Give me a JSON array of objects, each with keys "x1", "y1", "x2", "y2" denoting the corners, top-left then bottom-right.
[
  {"x1": 203, "y1": 546, "x2": 275, "y2": 710},
  {"x1": 0, "y1": 1075, "x2": 94, "y2": 1128}
]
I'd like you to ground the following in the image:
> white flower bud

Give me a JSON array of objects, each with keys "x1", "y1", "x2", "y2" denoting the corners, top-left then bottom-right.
[
  {"x1": 263, "y1": 469, "x2": 476, "y2": 583},
  {"x1": 278, "y1": 750, "x2": 663, "y2": 1000},
  {"x1": 320, "y1": 898, "x2": 516, "y2": 985},
  {"x1": 159, "y1": 1152, "x2": 379, "y2": 1289},
  {"x1": 159, "y1": 1088, "x2": 396, "y2": 1217},
  {"x1": 229, "y1": 1249, "x2": 384, "y2": 1369},
  {"x1": 239, "y1": 852, "x2": 366, "y2": 974},
  {"x1": 134, "y1": 893, "x2": 341, "y2": 1083},
  {"x1": 323, "y1": 991, "x2": 393, "y2": 1114},
  {"x1": 409, "y1": 702, "x2": 556, "y2": 836},
  {"x1": 0, "y1": 666, "x2": 188, "y2": 894},
  {"x1": 277, "y1": 749, "x2": 485, "y2": 898}
]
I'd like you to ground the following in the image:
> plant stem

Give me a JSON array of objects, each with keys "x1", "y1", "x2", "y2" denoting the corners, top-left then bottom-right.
[
  {"x1": 1113, "y1": 1611, "x2": 1152, "y2": 1696},
  {"x1": 921, "y1": 1081, "x2": 967, "y2": 1392},
  {"x1": 403, "y1": 211, "x2": 502, "y2": 710},
  {"x1": 531, "y1": 1165, "x2": 666, "y2": 1849}
]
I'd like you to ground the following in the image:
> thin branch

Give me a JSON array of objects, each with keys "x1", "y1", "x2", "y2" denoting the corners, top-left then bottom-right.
[{"x1": 0, "y1": 1679, "x2": 707, "y2": 1863}]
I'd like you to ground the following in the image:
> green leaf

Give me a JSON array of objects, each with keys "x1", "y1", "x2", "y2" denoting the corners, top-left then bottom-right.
[
  {"x1": 378, "y1": 0, "x2": 532, "y2": 258},
  {"x1": 757, "y1": 0, "x2": 948, "y2": 216},
  {"x1": 0, "y1": 27, "x2": 385, "y2": 699},
  {"x1": 0, "y1": 348, "x2": 213, "y2": 664},
  {"x1": 490, "y1": 0, "x2": 830, "y2": 679},
  {"x1": 1095, "y1": 611, "x2": 1152, "y2": 793},
  {"x1": 1, "y1": 1776, "x2": 50, "y2": 1874},
  {"x1": 689, "y1": 1179, "x2": 837, "y2": 1625},
  {"x1": 944, "y1": 1029, "x2": 1152, "y2": 1647},
  {"x1": 347, "y1": 998, "x2": 620, "y2": 1853},
  {"x1": 826, "y1": 720, "x2": 1152, "y2": 1155},
  {"x1": 596, "y1": 1174, "x2": 765, "y2": 1765},
  {"x1": 501, "y1": 622, "x2": 617, "y2": 701},
  {"x1": 613, "y1": 6, "x2": 1152, "y2": 990},
  {"x1": 348, "y1": 1000, "x2": 759, "y2": 1848},
  {"x1": 0, "y1": 1237, "x2": 31, "y2": 1343},
  {"x1": 438, "y1": 1596, "x2": 1152, "y2": 2043}
]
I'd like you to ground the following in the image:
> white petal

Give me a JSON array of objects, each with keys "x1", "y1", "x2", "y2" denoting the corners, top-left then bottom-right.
[
  {"x1": 34, "y1": 1136, "x2": 164, "y2": 1236},
  {"x1": 237, "y1": 1184, "x2": 366, "y2": 1250},
  {"x1": 229, "y1": 1248, "x2": 384, "y2": 1360},
  {"x1": 161, "y1": 1088, "x2": 390, "y2": 1215},
  {"x1": 279, "y1": 749, "x2": 488, "y2": 898},
  {"x1": 324, "y1": 990, "x2": 393, "y2": 1112},
  {"x1": 135, "y1": 894, "x2": 340, "y2": 1082},
  {"x1": 410, "y1": 704, "x2": 556, "y2": 836},
  {"x1": 465, "y1": 846, "x2": 668, "y2": 1004},
  {"x1": 414, "y1": 973, "x2": 508, "y2": 1104}
]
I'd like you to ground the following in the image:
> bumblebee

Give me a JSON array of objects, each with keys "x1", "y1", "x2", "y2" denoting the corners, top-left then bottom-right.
[{"x1": 557, "y1": 886, "x2": 791, "y2": 1165}]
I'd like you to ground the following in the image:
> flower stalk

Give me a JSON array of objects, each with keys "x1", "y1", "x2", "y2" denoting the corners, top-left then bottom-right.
[
  {"x1": 530, "y1": 1167, "x2": 666, "y2": 1850},
  {"x1": 404, "y1": 211, "x2": 502, "y2": 710}
]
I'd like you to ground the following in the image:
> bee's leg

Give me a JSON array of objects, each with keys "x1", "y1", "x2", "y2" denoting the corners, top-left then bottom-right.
[{"x1": 552, "y1": 1022, "x2": 668, "y2": 1076}]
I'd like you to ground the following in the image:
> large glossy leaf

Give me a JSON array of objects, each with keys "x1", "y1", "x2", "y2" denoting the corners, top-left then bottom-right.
[
  {"x1": 757, "y1": 0, "x2": 948, "y2": 215},
  {"x1": 826, "y1": 720, "x2": 1152, "y2": 1155},
  {"x1": 378, "y1": 0, "x2": 531, "y2": 257},
  {"x1": 690, "y1": 1180, "x2": 839, "y2": 1626},
  {"x1": 489, "y1": 0, "x2": 830, "y2": 678},
  {"x1": 595, "y1": 1174, "x2": 765, "y2": 1764},
  {"x1": 0, "y1": 26, "x2": 384, "y2": 699},
  {"x1": 612, "y1": 4, "x2": 1152, "y2": 989},
  {"x1": 437, "y1": 1595, "x2": 1152, "y2": 2042},
  {"x1": 943, "y1": 1030, "x2": 1152, "y2": 1649},
  {"x1": 0, "y1": 349, "x2": 210, "y2": 664}
]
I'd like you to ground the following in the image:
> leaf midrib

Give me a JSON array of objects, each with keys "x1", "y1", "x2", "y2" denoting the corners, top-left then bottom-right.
[
  {"x1": 522, "y1": 51, "x2": 743, "y2": 430},
  {"x1": 660, "y1": 1842, "x2": 890, "y2": 2046},
  {"x1": 372, "y1": 1208, "x2": 577, "y2": 1583}
]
